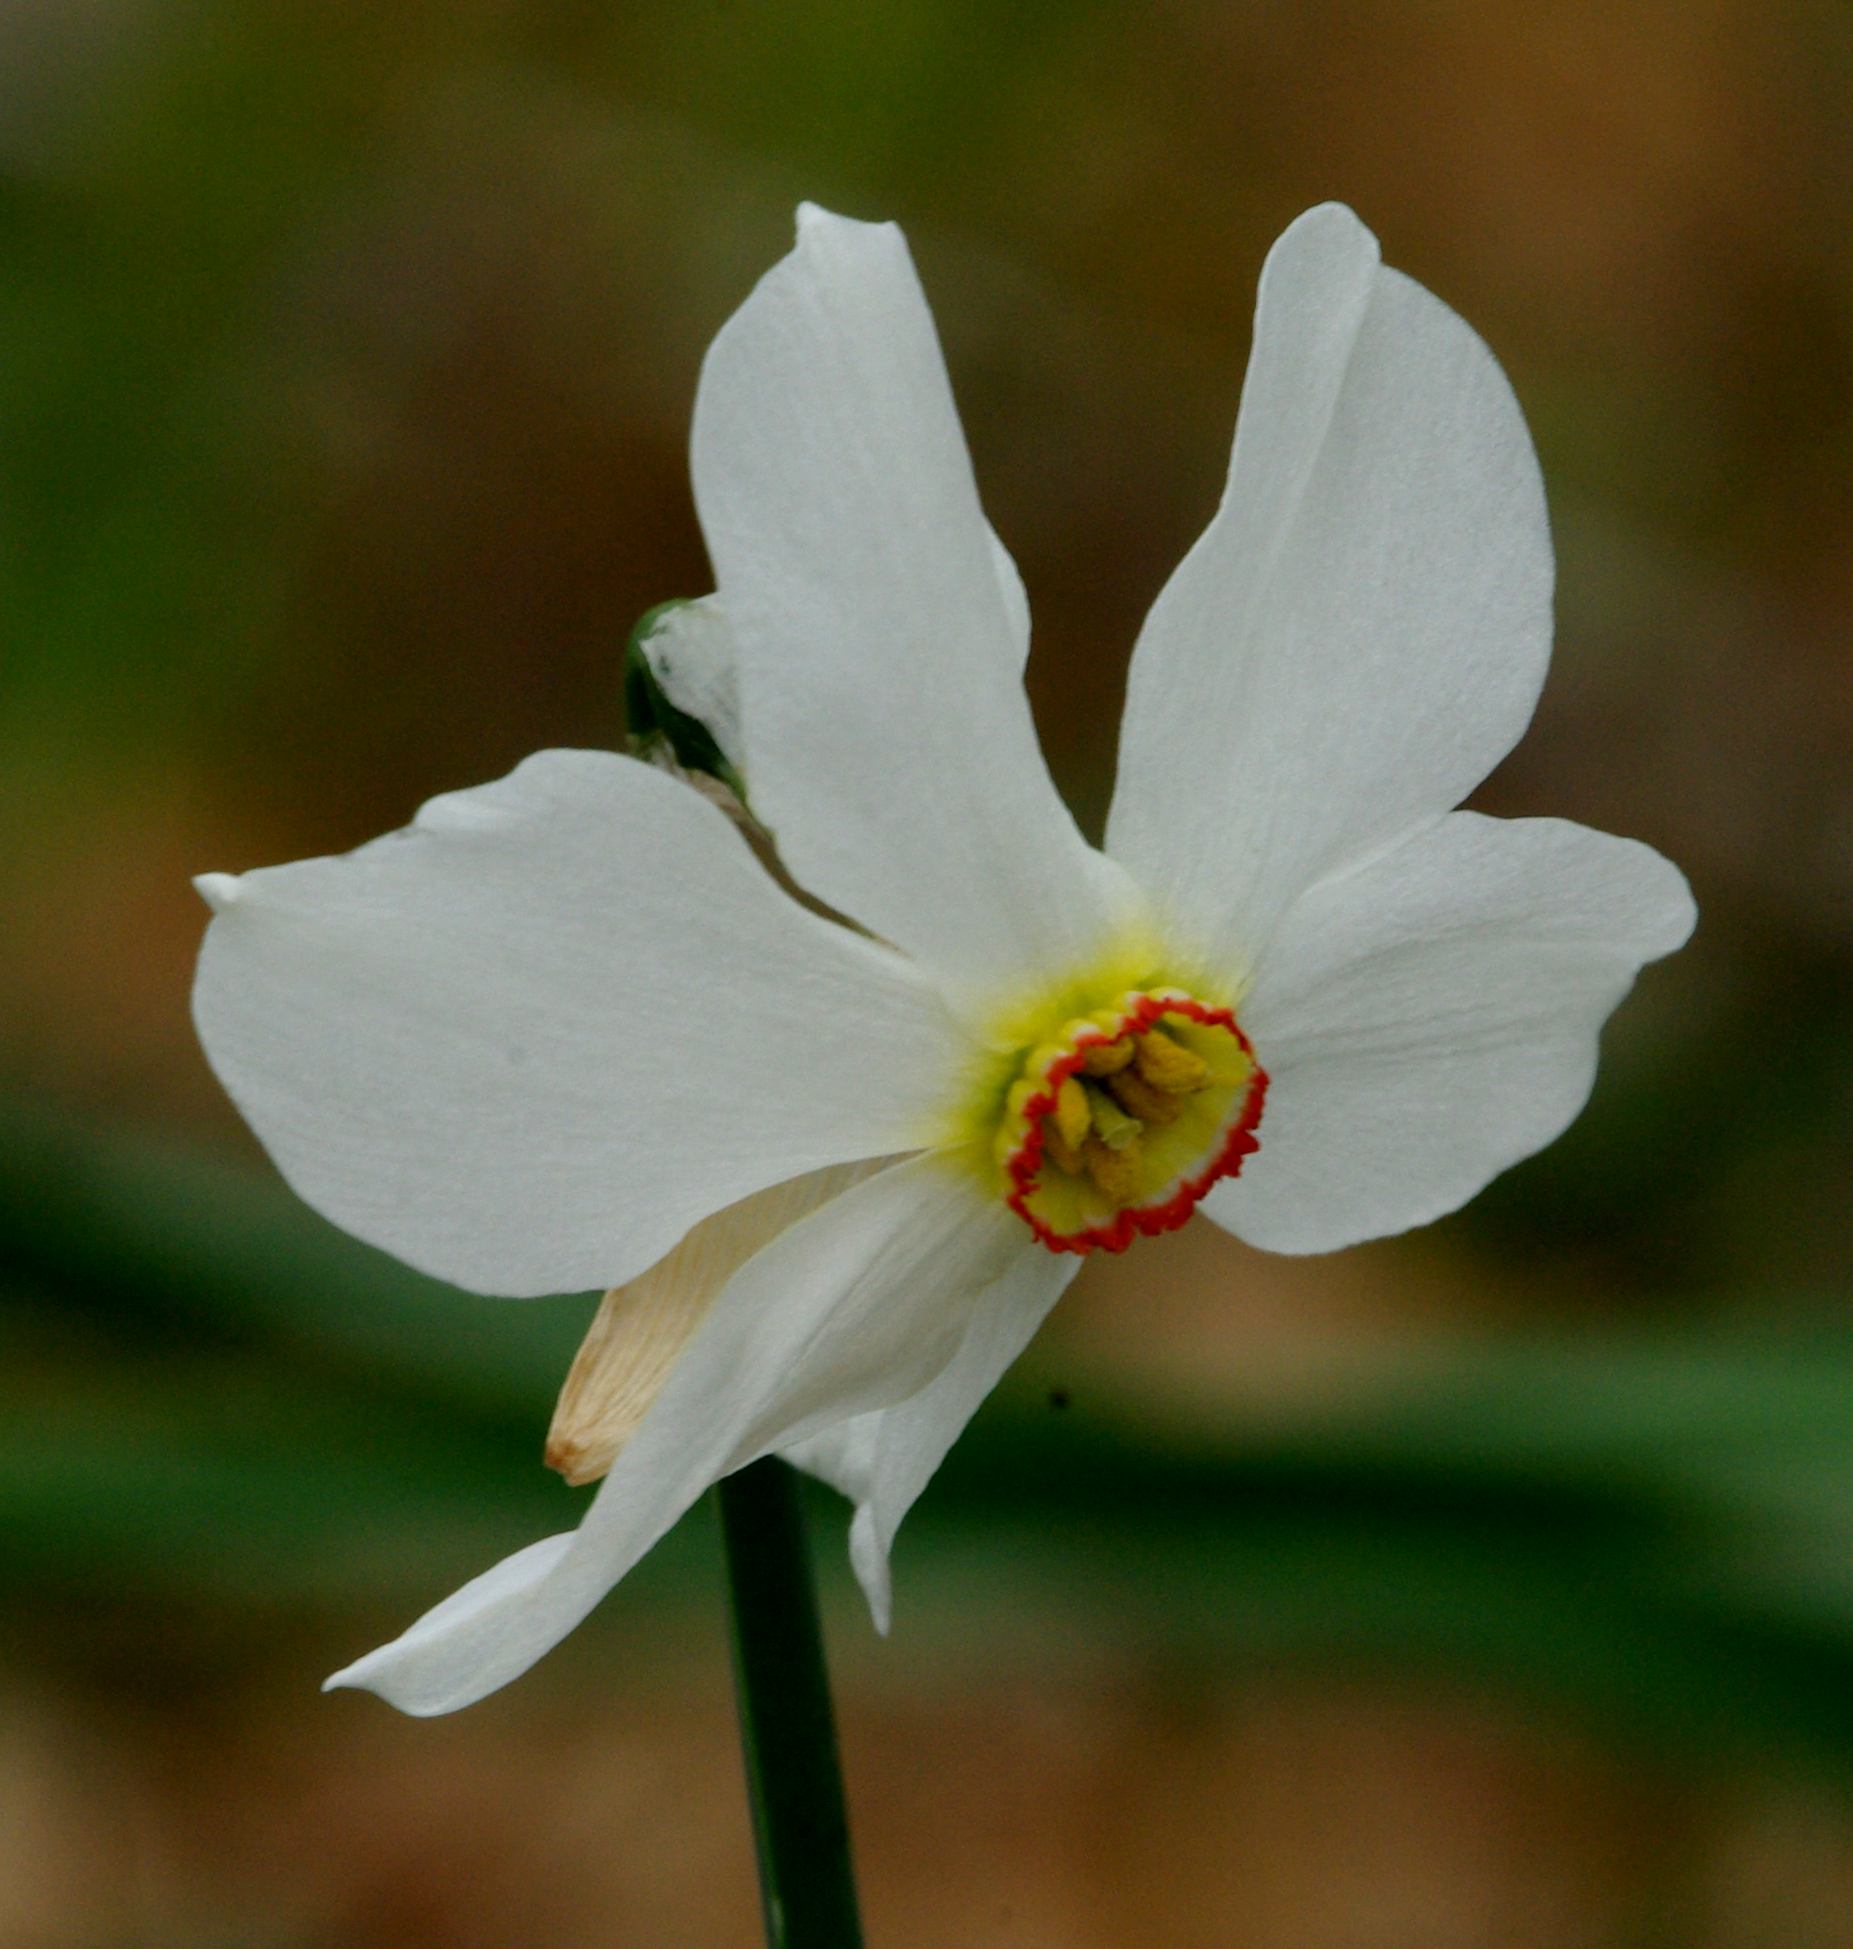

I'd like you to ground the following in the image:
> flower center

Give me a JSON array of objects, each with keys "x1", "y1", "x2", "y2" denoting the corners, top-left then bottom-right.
[{"x1": 989, "y1": 989, "x2": 1267, "y2": 1255}]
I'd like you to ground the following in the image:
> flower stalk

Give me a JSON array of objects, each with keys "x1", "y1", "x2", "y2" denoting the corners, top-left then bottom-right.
[{"x1": 719, "y1": 1456, "x2": 865, "y2": 1949}]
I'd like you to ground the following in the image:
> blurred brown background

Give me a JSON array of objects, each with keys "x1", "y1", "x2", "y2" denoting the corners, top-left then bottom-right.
[{"x1": 3, "y1": 2, "x2": 1852, "y2": 1944}]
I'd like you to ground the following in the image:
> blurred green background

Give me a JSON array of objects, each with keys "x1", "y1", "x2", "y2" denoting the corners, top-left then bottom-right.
[{"x1": 4, "y1": 2, "x2": 1852, "y2": 1944}]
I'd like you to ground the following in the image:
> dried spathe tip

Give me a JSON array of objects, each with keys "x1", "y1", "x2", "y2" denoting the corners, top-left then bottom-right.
[
  {"x1": 545, "y1": 1163, "x2": 881, "y2": 1485},
  {"x1": 546, "y1": 1277, "x2": 696, "y2": 1486}
]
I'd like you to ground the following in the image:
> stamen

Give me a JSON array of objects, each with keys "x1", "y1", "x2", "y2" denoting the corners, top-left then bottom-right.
[
  {"x1": 1053, "y1": 1075, "x2": 1092, "y2": 1153},
  {"x1": 1042, "y1": 1119, "x2": 1085, "y2": 1176},
  {"x1": 1079, "y1": 1036, "x2": 1136, "y2": 1077},
  {"x1": 1134, "y1": 1026, "x2": 1210, "y2": 1094},
  {"x1": 1083, "y1": 1133, "x2": 1142, "y2": 1200},
  {"x1": 1106, "y1": 1067, "x2": 1182, "y2": 1125}
]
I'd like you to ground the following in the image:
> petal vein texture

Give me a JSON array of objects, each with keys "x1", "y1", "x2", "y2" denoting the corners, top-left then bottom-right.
[
  {"x1": 1107, "y1": 202, "x2": 1555, "y2": 975},
  {"x1": 1203, "y1": 812, "x2": 1696, "y2": 1253},
  {"x1": 194, "y1": 751, "x2": 969, "y2": 1296},
  {"x1": 692, "y1": 204, "x2": 1137, "y2": 1014}
]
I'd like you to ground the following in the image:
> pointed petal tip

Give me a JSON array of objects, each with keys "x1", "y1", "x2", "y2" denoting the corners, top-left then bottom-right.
[
  {"x1": 321, "y1": 1657, "x2": 446, "y2": 1717},
  {"x1": 849, "y1": 1505, "x2": 895, "y2": 1635},
  {"x1": 1298, "y1": 197, "x2": 1365, "y2": 227},
  {"x1": 794, "y1": 199, "x2": 851, "y2": 243},
  {"x1": 321, "y1": 1641, "x2": 394, "y2": 1697},
  {"x1": 1273, "y1": 199, "x2": 1381, "y2": 268},
  {"x1": 864, "y1": 1570, "x2": 894, "y2": 1638},
  {"x1": 792, "y1": 200, "x2": 895, "y2": 252},
  {"x1": 193, "y1": 870, "x2": 242, "y2": 913},
  {"x1": 1594, "y1": 833, "x2": 1699, "y2": 963},
  {"x1": 1656, "y1": 863, "x2": 1701, "y2": 958}
]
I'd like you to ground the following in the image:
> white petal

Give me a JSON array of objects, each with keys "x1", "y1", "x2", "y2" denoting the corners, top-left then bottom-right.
[
  {"x1": 636, "y1": 596, "x2": 745, "y2": 776},
  {"x1": 325, "y1": 1152, "x2": 1031, "y2": 1714},
  {"x1": 692, "y1": 204, "x2": 1136, "y2": 1011},
  {"x1": 1107, "y1": 204, "x2": 1554, "y2": 973},
  {"x1": 322, "y1": 1532, "x2": 578, "y2": 1699},
  {"x1": 194, "y1": 750, "x2": 970, "y2": 1298},
  {"x1": 1202, "y1": 813, "x2": 1696, "y2": 1254},
  {"x1": 784, "y1": 1242, "x2": 1077, "y2": 1632},
  {"x1": 986, "y1": 527, "x2": 1031, "y2": 670}
]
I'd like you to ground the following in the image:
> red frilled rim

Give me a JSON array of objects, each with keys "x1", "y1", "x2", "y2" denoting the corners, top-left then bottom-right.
[{"x1": 1003, "y1": 992, "x2": 1269, "y2": 1256}]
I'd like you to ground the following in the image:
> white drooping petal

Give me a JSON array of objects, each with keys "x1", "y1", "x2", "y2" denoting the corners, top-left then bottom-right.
[
  {"x1": 986, "y1": 527, "x2": 1031, "y2": 672},
  {"x1": 1201, "y1": 813, "x2": 1696, "y2": 1255},
  {"x1": 547, "y1": 1162, "x2": 880, "y2": 1485},
  {"x1": 636, "y1": 596, "x2": 746, "y2": 776},
  {"x1": 193, "y1": 750, "x2": 971, "y2": 1299},
  {"x1": 327, "y1": 1153, "x2": 1034, "y2": 1714},
  {"x1": 1106, "y1": 203, "x2": 1554, "y2": 974},
  {"x1": 692, "y1": 203, "x2": 1137, "y2": 1012},
  {"x1": 784, "y1": 1242, "x2": 1078, "y2": 1632}
]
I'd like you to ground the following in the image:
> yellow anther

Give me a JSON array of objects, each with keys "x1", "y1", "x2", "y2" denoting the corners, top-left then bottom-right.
[
  {"x1": 1053, "y1": 1075, "x2": 1092, "y2": 1153},
  {"x1": 1083, "y1": 1133, "x2": 1143, "y2": 1201},
  {"x1": 1042, "y1": 1118, "x2": 1085, "y2": 1177},
  {"x1": 1134, "y1": 1026, "x2": 1210, "y2": 1094},
  {"x1": 1107, "y1": 1067, "x2": 1182, "y2": 1126},
  {"x1": 1079, "y1": 1036, "x2": 1135, "y2": 1076},
  {"x1": 1084, "y1": 1083, "x2": 1143, "y2": 1152}
]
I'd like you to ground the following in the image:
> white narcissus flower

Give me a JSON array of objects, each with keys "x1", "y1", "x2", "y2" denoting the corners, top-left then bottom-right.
[{"x1": 192, "y1": 202, "x2": 1695, "y2": 1715}]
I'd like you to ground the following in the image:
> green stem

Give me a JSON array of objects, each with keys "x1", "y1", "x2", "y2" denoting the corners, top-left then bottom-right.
[{"x1": 718, "y1": 1456, "x2": 866, "y2": 1949}]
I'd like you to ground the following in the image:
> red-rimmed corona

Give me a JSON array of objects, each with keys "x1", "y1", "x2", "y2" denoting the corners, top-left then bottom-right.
[{"x1": 994, "y1": 991, "x2": 1267, "y2": 1253}]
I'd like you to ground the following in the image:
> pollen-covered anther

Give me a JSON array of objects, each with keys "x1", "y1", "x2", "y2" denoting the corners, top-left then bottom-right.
[
  {"x1": 1053, "y1": 1075, "x2": 1092, "y2": 1153},
  {"x1": 1042, "y1": 1123, "x2": 1085, "y2": 1176},
  {"x1": 995, "y1": 988, "x2": 1269, "y2": 1256},
  {"x1": 1082, "y1": 1133, "x2": 1142, "y2": 1201},
  {"x1": 1079, "y1": 1036, "x2": 1135, "y2": 1077},
  {"x1": 1104, "y1": 1066, "x2": 1181, "y2": 1126},
  {"x1": 1133, "y1": 1026, "x2": 1210, "y2": 1093}
]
